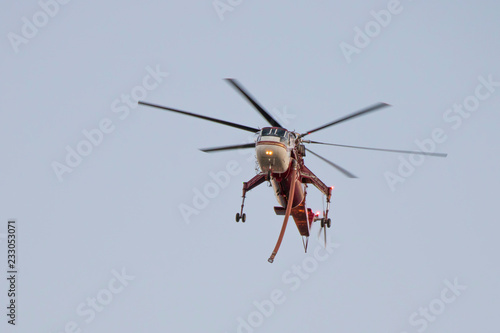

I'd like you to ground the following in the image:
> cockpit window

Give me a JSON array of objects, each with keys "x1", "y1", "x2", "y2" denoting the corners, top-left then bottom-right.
[
  {"x1": 261, "y1": 127, "x2": 287, "y2": 137},
  {"x1": 259, "y1": 127, "x2": 289, "y2": 144}
]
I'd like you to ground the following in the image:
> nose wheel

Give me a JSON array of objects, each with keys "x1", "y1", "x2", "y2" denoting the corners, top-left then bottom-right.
[{"x1": 235, "y1": 212, "x2": 246, "y2": 223}]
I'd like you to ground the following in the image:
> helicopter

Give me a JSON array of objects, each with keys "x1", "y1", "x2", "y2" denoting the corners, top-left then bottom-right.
[{"x1": 138, "y1": 79, "x2": 447, "y2": 263}]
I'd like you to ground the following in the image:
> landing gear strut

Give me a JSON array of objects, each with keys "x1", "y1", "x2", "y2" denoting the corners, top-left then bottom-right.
[
  {"x1": 234, "y1": 173, "x2": 266, "y2": 224},
  {"x1": 236, "y1": 187, "x2": 247, "y2": 223}
]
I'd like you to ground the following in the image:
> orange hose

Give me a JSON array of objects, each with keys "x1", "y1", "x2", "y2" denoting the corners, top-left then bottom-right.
[{"x1": 268, "y1": 162, "x2": 297, "y2": 263}]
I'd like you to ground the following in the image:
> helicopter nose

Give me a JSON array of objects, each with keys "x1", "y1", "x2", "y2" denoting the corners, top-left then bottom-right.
[{"x1": 256, "y1": 142, "x2": 289, "y2": 173}]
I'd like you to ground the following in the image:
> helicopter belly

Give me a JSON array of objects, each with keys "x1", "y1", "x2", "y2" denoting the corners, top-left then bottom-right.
[
  {"x1": 271, "y1": 178, "x2": 305, "y2": 209},
  {"x1": 256, "y1": 142, "x2": 290, "y2": 173}
]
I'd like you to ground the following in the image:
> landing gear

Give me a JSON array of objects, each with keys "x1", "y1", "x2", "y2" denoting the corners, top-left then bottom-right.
[
  {"x1": 235, "y1": 173, "x2": 266, "y2": 225},
  {"x1": 235, "y1": 213, "x2": 246, "y2": 223},
  {"x1": 237, "y1": 187, "x2": 247, "y2": 223},
  {"x1": 320, "y1": 218, "x2": 331, "y2": 228}
]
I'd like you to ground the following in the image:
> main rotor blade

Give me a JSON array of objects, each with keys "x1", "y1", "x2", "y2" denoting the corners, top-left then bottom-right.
[
  {"x1": 300, "y1": 102, "x2": 390, "y2": 137},
  {"x1": 200, "y1": 143, "x2": 255, "y2": 153},
  {"x1": 304, "y1": 141, "x2": 448, "y2": 157},
  {"x1": 138, "y1": 101, "x2": 259, "y2": 133},
  {"x1": 225, "y1": 78, "x2": 283, "y2": 128},
  {"x1": 306, "y1": 148, "x2": 357, "y2": 178}
]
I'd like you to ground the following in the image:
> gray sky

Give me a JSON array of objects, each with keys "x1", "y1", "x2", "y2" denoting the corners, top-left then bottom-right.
[{"x1": 1, "y1": 0, "x2": 499, "y2": 332}]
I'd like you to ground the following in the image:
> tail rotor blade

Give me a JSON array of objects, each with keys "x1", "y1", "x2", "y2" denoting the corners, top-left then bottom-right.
[
  {"x1": 317, "y1": 223, "x2": 326, "y2": 247},
  {"x1": 317, "y1": 225, "x2": 323, "y2": 239},
  {"x1": 323, "y1": 225, "x2": 327, "y2": 247}
]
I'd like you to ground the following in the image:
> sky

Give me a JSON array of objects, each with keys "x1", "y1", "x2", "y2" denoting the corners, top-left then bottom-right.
[{"x1": 1, "y1": 0, "x2": 500, "y2": 332}]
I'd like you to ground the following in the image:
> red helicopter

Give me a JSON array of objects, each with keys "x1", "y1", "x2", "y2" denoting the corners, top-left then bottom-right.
[{"x1": 139, "y1": 79, "x2": 447, "y2": 263}]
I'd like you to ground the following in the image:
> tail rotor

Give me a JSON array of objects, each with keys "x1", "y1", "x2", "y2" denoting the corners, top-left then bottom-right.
[{"x1": 315, "y1": 195, "x2": 331, "y2": 247}]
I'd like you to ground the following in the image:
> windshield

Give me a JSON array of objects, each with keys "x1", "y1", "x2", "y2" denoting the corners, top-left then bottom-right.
[
  {"x1": 259, "y1": 127, "x2": 289, "y2": 144},
  {"x1": 261, "y1": 127, "x2": 287, "y2": 137}
]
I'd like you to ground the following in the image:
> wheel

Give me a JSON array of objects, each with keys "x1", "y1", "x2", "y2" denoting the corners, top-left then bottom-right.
[
  {"x1": 320, "y1": 218, "x2": 325, "y2": 228},
  {"x1": 235, "y1": 213, "x2": 240, "y2": 222},
  {"x1": 326, "y1": 218, "x2": 331, "y2": 228},
  {"x1": 242, "y1": 213, "x2": 246, "y2": 223}
]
